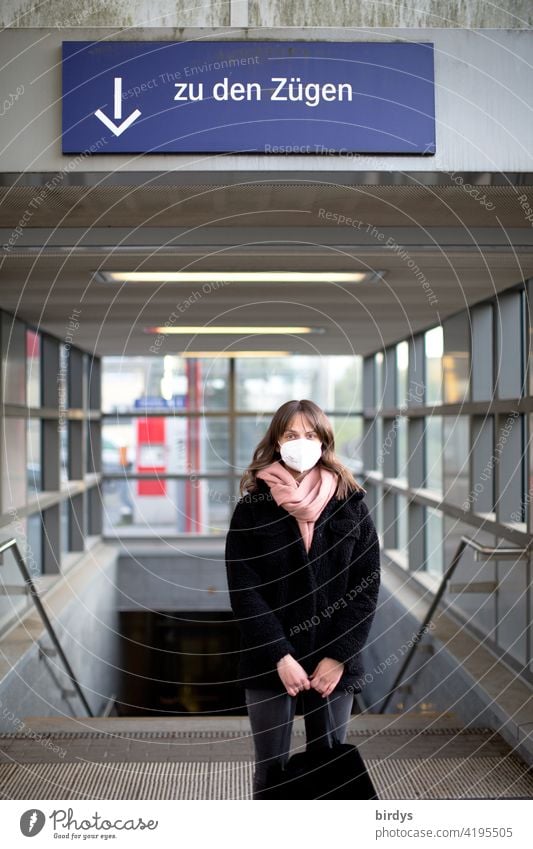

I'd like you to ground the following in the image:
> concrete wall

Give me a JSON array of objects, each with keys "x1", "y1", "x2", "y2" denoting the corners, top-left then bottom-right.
[
  {"x1": 117, "y1": 547, "x2": 231, "y2": 611},
  {"x1": 1, "y1": 27, "x2": 532, "y2": 174},
  {"x1": 249, "y1": 1, "x2": 533, "y2": 28},
  {"x1": 0, "y1": 544, "x2": 121, "y2": 730},
  {"x1": 0, "y1": 1, "x2": 231, "y2": 28},
  {"x1": 2, "y1": 1, "x2": 533, "y2": 28},
  {"x1": 362, "y1": 581, "x2": 494, "y2": 722}
]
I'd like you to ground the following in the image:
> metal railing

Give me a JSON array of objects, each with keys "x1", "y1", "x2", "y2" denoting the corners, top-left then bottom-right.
[
  {"x1": 377, "y1": 536, "x2": 532, "y2": 713},
  {"x1": 0, "y1": 537, "x2": 94, "y2": 717}
]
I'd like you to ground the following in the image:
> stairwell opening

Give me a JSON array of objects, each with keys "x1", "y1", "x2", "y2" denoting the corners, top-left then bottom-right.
[{"x1": 116, "y1": 611, "x2": 244, "y2": 716}]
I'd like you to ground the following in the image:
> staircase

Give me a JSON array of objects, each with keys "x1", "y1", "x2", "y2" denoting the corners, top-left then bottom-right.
[{"x1": 2, "y1": 709, "x2": 532, "y2": 800}]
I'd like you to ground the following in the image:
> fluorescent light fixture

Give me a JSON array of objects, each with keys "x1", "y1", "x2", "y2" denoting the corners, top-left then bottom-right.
[
  {"x1": 177, "y1": 351, "x2": 292, "y2": 358},
  {"x1": 100, "y1": 270, "x2": 383, "y2": 284},
  {"x1": 144, "y1": 325, "x2": 322, "y2": 335}
]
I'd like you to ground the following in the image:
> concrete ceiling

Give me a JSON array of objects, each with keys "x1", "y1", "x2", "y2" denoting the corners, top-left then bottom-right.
[{"x1": 1, "y1": 182, "x2": 532, "y2": 356}]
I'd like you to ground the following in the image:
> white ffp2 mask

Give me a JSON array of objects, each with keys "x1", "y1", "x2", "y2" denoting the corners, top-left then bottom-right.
[{"x1": 279, "y1": 438, "x2": 322, "y2": 473}]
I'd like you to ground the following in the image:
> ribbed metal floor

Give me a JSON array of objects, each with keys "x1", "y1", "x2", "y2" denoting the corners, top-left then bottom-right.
[
  {"x1": 0, "y1": 761, "x2": 253, "y2": 800},
  {"x1": 0, "y1": 756, "x2": 532, "y2": 800},
  {"x1": 1, "y1": 715, "x2": 532, "y2": 799}
]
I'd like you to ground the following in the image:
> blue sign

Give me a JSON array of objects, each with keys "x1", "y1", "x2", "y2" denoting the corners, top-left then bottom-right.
[
  {"x1": 62, "y1": 41, "x2": 435, "y2": 155},
  {"x1": 134, "y1": 395, "x2": 187, "y2": 409}
]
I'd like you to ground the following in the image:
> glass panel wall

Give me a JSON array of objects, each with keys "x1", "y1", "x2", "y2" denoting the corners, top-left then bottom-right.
[
  {"x1": 26, "y1": 329, "x2": 41, "y2": 408},
  {"x1": 424, "y1": 326, "x2": 443, "y2": 404},
  {"x1": 443, "y1": 416, "x2": 470, "y2": 505},
  {"x1": 235, "y1": 355, "x2": 362, "y2": 412},
  {"x1": 443, "y1": 312, "x2": 470, "y2": 404},
  {"x1": 360, "y1": 280, "x2": 532, "y2": 683},
  {"x1": 103, "y1": 417, "x2": 230, "y2": 474},
  {"x1": 396, "y1": 341, "x2": 409, "y2": 407},
  {"x1": 102, "y1": 356, "x2": 230, "y2": 413},
  {"x1": 425, "y1": 507, "x2": 443, "y2": 577},
  {"x1": 0, "y1": 308, "x2": 100, "y2": 607},
  {"x1": 101, "y1": 355, "x2": 365, "y2": 537},
  {"x1": 27, "y1": 419, "x2": 41, "y2": 496},
  {"x1": 102, "y1": 476, "x2": 233, "y2": 536},
  {"x1": 425, "y1": 416, "x2": 442, "y2": 492}
]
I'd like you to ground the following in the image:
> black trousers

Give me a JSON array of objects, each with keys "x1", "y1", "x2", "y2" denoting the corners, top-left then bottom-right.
[{"x1": 245, "y1": 686, "x2": 355, "y2": 798}]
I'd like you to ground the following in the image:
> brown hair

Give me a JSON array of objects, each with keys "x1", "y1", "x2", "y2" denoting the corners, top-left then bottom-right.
[{"x1": 239, "y1": 399, "x2": 365, "y2": 500}]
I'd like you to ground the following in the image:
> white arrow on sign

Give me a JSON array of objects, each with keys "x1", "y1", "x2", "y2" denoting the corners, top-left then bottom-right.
[{"x1": 94, "y1": 77, "x2": 141, "y2": 137}]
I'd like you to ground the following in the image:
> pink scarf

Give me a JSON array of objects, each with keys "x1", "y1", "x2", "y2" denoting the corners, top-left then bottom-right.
[{"x1": 256, "y1": 460, "x2": 338, "y2": 552}]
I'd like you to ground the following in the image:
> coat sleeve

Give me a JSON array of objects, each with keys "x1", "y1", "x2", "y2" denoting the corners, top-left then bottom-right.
[
  {"x1": 323, "y1": 501, "x2": 381, "y2": 666},
  {"x1": 225, "y1": 500, "x2": 297, "y2": 668}
]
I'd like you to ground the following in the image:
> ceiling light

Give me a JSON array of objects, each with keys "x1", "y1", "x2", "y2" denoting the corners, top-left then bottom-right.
[
  {"x1": 100, "y1": 271, "x2": 382, "y2": 284},
  {"x1": 176, "y1": 351, "x2": 292, "y2": 358},
  {"x1": 144, "y1": 325, "x2": 322, "y2": 335}
]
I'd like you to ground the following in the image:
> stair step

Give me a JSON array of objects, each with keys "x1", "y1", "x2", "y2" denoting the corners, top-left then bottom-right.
[{"x1": 14, "y1": 709, "x2": 463, "y2": 736}]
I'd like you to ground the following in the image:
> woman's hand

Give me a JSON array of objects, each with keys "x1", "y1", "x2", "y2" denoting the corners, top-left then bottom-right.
[
  {"x1": 309, "y1": 657, "x2": 344, "y2": 698},
  {"x1": 276, "y1": 654, "x2": 312, "y2": 697}
]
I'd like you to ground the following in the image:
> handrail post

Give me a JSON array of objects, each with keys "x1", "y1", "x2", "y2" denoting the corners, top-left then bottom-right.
[{"x1": 0, "y1": 538, "x2": 94, "y2": 717}]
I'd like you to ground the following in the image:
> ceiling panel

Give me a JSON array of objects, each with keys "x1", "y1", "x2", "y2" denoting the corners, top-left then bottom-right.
[{"x1": 1, "y1": 183, "x2": 532, "y2": 355}]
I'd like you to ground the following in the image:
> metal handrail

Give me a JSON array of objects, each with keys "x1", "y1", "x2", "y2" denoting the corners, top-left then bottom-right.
[
  {"x1": 377, "y1": 536, "x2": 532, "y2": 713},
  {"x1": 0, "y1": 537, "x2": 94, "y2": 717}
]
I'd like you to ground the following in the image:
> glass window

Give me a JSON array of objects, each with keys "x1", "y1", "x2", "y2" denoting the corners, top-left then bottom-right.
[
  {"x1": 0, "y1": 516, "x2": 29, "y2": 631},
  {"x1": 236, "y1": 415, "x2": 363, "y2": 475},
  {"x1": 425, "y1": 326, "x2": 443, "y2": 404},
  {"x1": 329, "y1": 416, "x2": 364, "y2": 474},
  {"x1": 395, "y1": 415, "x2": 408, "y2": 481},
  {"x1": 60, "y1": 499, "x2": 70, "y2": 554},
  {"x1": 471, "y1": 303, "x2": 493, "y2": 401},
  {"x1": 86, "y1": 420, "x2": 101, "y2": 475},
  {"x1": 27, "y1": 512, "x2": 43, "y2": 576},
  {"x1": 443, "y1": 416, "x2": 470, "y2": 506},
  {"x1": 88, "y1": 356, "x2": 101, "y2": 411},
  {"x1": 374, "y1": 416, "x2": 383, "y2": 474},
  {"x1": 471, "y1": 416, "x2": 495, "y2": 515},
  {"x1": 26, "y1": 329, "x2": 41, "y2": 407},
  {"x1": 2, "y1": 314, "x2": 26, "y2": 405},
  {"x1": 27, "y1": 419, "x2": 41, "y2": 495},
  {"x1": 396, "y1": 341, "x2": 409, "y2": 407},
  {"x1": 374, "y1": 352, "x2": 383, "y2": 409},
  {"x1": 377, "y1": 417, "x2": 396, "y2": 477},
  {"x1": 497, "y1": 413, "x2": 525, "y2": 526},
  {"x1": 2, "y1": 418, "x2": 26, "y2": 508},
  {"x1": 334, "y1": 358, "x2": 363, "y2": 411},
  {"x1": 425, "y1": 416, "x2": 442, "y2": 491},
  {"x1": 397, "y1": 494, "x2": 408, "y2": 560},
  {"x1": 102, "y1": 356, "x2": 230, "y2": 413},
  {"x1": 235, "y1": 355, "x2": 362, "y2": 412},
  {"x1": 82, "y1": 353, "x2": 89, "y2": 411},
  {"x1": 497, "y1": 290, "x2": 525, "y2": 399},
  {"x1": 103, "y1": 417, "x2": 230, "y2": 475},
  {"x1": 425, "y1": 508, "x2": 443, "y2": 576},
  {"x1": 58, "y1": 343, "x2": 69, "y2": 413},
  {"x1": 102, "y1": 476, "x2": 232, "y2": 536},
  {"x1": 60, "y1": 422, "x2": 69, "y2": 483},
  {"x1": 443, "y1": 312, "x2": 470, "y2": 404}
]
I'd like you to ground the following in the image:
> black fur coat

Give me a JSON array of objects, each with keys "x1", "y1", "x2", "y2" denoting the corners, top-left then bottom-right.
[{"x1": 224, "y1": 477, "x2": 381, "y2": 693}]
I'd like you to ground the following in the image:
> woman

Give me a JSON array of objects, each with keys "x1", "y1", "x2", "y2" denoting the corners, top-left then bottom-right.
[{"x1": 225, "y1": 399, "x2": 381, "y2": 799}]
